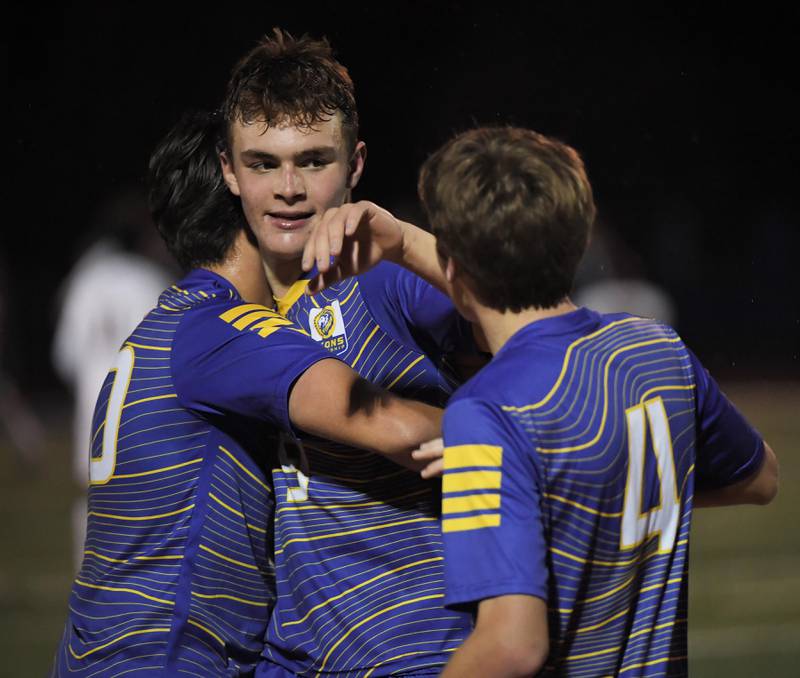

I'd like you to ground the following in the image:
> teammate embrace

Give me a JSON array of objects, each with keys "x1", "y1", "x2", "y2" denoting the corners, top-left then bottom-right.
[{"x1": 53, "y1": 28, "x2": 776, "y2": 678}]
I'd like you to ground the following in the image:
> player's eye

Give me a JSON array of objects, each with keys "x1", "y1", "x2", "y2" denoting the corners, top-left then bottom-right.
[
  {"x1": 300, "y1": 156, "x2": 330, "y2": 169},
  {"x1": 250, "y1": 160, "x2": 278, "y2": 171}
]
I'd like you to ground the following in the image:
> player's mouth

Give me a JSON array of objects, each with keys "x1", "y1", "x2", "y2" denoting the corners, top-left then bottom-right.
[{"x1": 266, "y1": 210, "x2": 315, "y2": 230}]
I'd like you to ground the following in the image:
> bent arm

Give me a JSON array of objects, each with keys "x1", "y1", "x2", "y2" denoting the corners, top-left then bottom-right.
[
  {"x1": 288, "y1": 358, "x2": 441, "y2": 470},
  {"x1": 442, "y1": 595, "x2": 549, "y2": 678},
  {"x1": 695, "y1": 441, "x2": 778, "y2": 508}
]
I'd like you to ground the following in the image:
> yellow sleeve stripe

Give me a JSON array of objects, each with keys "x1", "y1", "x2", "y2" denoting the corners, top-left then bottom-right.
[
  {"x1": 251, "y1": 316, "x2": 295, "y2": 338},
  {"x1": 444, "y1": 444, "x2": 502, "y2": 469},
  {"x1": 232, "y1": 309, "x2": 284, "y2": 330},
  {"x1": 442, "y1": 513, "x2": 501, "y2": 533},
  {"x1": 219, "y1": 303, "x2": 272, "y2": 323},
  {"x1": 443, "y1": 470, "x2": 501, "y2": 493},
  {"x1": 443, "y1": 493, "x2": 501, "y2": 514}
]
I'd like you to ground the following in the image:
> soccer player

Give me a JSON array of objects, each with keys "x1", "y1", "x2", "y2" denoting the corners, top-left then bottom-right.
[
  {"x1": 306, "y1": 127, "x2": 779, "y2": 677},
  {"x1": 50, "y1": 111, "x2": 446, "y2": 677},
  {"x1": 218, "y1": 30, "x2": 474, "y2": 675}
]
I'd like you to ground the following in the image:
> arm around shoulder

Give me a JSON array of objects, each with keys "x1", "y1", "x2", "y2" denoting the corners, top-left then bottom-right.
[{"x1": 288, "y1": 357, "x2": 442, "y2": 469}]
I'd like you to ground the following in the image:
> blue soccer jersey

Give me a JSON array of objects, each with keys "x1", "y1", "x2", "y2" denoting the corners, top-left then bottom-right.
[
  {"x1": 440, "y1": 309, "x2": 764, "y2": 677},
  {"x1": 52, "y1": 269, "x2": 335, "y2": 677},
  {"x1": 258, "y1": 262, "x2": 473, "y2": 677}
]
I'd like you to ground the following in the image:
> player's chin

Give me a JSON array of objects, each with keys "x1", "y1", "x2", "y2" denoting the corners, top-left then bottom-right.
[{"x1": 263, "y1": 232, "x2": 311, "y2": 261}]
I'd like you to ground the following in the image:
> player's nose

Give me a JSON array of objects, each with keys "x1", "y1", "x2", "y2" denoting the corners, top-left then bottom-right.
[{"x1": 274, "y1": 165, "x2": 306, "y2": 203}]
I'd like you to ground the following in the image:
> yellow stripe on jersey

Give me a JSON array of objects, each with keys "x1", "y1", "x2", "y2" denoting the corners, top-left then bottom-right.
[
  {"x1": 250, "y1": 316, "x2": 297, "y2": 338},
  {"x1": 444, "y1": 444, "x2": 503, "y2": 469},
  {"x1": 198, "y1": 544, "x2": 260, "y2": 571},
  {"x1": 442, "y1": 514, "x2": 501, "y2": 533},
  {"x1": 232, "y1": 309, "x2": 284, "y2": 330},
  {"x1": 501, "y1": 316, "x2": 642, "y2": 412},
  {"x1": 351, "y1": 326, "x2": 380, "y2": 367},
  {"x1": 316, "y1": 594, "x2": 444, "y2": 675},
  {"x1": 443, "y1": 470, "x2": 501, "y2": 493},
  {"x1": 69, "y1": 627, "x2": 171, "y2": 660},
  {"x1": 386, "y1": 354, "x2": 425, "y2": 389},
  {"x1": 274, "y1": 279, "x2": 311, "y2": 315},
  {"x1": 442, "y1": 493, "x2": 501, "y2": 514},
  {"x1": 187, "y1": 619, "x2": 225, "y2": 646},
  {"x1": 219, "y1": 303, "x2": 272, "y2": 323},
  {"x1": 74, "y1": 579, "x2": 173, "y2": 606},
  {"x1": 193, "y1": 591, "x2": 270, "y2": 607},
  {"x1": 124, "y1": 341, "x2": 171, "y2": 352}
]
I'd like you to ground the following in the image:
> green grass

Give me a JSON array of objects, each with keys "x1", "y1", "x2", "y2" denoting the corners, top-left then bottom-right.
[{"x1": 1, "y1": 383, "x2": 797, "y2": 677}]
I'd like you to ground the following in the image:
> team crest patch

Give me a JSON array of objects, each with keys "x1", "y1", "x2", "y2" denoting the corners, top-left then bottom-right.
[{"x1": 309, "y1": 300, "x2": 348, "y2": 353}]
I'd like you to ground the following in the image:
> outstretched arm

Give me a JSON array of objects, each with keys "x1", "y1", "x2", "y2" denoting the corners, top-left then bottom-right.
[
  {"x1": 301, "y1": 201, "x2": 450, "y2": 297},
  {"x1": 288, "y1": 357, "x2": 442, "y2": 471}
]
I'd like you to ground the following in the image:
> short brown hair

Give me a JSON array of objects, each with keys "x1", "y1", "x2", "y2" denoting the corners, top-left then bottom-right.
[
  {"x1": 418, "y1": 127, "x2": 596, "y2": 312},
  {"x1": 222, "y1": 28, "x2": 358, "y2": 152}
]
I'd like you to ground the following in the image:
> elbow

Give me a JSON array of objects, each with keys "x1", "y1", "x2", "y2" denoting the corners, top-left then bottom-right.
[
  {"x1": 754, "y1": 442, "x2": 779, "y2": 505},
  {"x1": 496, "y1": 638, "x2": 549, "y2": 677},
  {"x1": 753, "y1": 477, "x2": 778, "y2": 505}
]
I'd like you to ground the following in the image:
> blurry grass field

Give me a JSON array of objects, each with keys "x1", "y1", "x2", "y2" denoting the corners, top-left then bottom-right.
[{"x1": 0, "y1": 383, "x2": 797, "y2": 678}]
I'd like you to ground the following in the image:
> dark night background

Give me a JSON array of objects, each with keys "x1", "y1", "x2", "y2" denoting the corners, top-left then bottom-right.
[{"x1": 6, "y1": 1, "x2": 800, "y2": 399}]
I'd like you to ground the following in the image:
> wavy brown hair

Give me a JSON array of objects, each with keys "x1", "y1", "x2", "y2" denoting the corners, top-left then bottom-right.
[{"x1": 222, "y1": 28, "x2": 358, "y2": 152}]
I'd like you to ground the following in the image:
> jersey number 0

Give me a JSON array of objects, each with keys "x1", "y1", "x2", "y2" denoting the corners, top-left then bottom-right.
[{"x1": 90, "y1": 346, "x2": 135, "y2": 484}]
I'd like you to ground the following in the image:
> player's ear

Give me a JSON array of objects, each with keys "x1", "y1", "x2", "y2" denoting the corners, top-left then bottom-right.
[
  {"x1": 347, "y1": 141, "x2": 367, "y2": 190},
  {"x1": 219, "y1": 151, "x2": 241, "y2": 196}
]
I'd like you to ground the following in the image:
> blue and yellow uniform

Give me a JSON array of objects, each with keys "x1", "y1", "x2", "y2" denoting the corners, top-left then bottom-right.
[
  {"x1": 52, "y1": 269, "x2": 335, "y2": 677},
  {"x1": 259, "y1": 262, "x2": 473, "y2": 676},
  {"x1": 441, "y1": 309, "x2": 764, "y2": 677}
]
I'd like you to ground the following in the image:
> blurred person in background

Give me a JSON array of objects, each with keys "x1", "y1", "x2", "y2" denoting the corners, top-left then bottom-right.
[
  {"x1": 573, "y1": 219, "x2": 678, "y2": 327},
  {"x1": 51, "y1": 186, "x2": 174, "y2": 569}
]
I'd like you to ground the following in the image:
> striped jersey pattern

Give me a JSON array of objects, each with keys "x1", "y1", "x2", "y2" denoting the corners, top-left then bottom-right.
[
  {"x1": 442, "y1": 310, "x2": 706, "y2": 677},
  {"x1": 262, "y1": 264, "x2": 470, "y2": 676},
  {"x1": 53, "y1": 271, "x2": 327, "y2": 677}
]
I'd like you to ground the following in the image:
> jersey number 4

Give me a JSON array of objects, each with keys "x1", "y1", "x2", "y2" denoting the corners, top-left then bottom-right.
[
  {"x1": 90, "y1": 346, "x2": 135, "y2": 484},
  {"x1": 621, "y1": 396, "x2": 680, "y2": 553}
]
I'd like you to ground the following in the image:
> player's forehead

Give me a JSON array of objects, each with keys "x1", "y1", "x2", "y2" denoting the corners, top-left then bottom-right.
[{"x1": 230, "y1": 113, "x2": 346, "y2": 157}]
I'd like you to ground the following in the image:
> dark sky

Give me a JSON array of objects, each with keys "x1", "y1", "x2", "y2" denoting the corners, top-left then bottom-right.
[{"x1": 6, "y1": 2, "x2": 800, "y2": 392}]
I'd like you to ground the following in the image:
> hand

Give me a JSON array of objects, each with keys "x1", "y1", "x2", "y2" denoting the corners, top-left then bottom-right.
[
  {"x1": 412, "y1": 437, "x2": 445, "y2": 479},
  {"x1": 301, "y1": 201, "x2": 405, "y2": 294}
]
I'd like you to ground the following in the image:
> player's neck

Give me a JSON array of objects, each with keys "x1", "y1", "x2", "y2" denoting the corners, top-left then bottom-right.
[
  {"x1": 261, "y1": 255, "x2": 303, "y2": 301},
  {"x1": 474, "y1": 298, "x2": 578, "y2": 355},
  {"x1": 207, "y1": 233, "x2": 272, "y2": 306}
]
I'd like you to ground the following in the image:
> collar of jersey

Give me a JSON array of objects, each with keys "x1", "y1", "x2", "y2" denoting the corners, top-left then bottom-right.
[
  {"x1": 497, "y1": 307, "x2": 601, "y2": 358},
  {"x1": 273, "y1": 263, "x2": 320, "y2": 316},
  {"x1": 179, "y1": 268, "x2": 242, "y2": 299}
]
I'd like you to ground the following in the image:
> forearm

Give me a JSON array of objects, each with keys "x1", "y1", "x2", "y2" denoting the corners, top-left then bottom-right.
[
  {"x1": 289, "y1": 359, "x2": 441, "y2": 469},
  {"x1": 442, "y1": 595, "x2": 548, "y2": 678},
  {"x1": 392, "y1": 219, "x2": 453, "y2": 298}
]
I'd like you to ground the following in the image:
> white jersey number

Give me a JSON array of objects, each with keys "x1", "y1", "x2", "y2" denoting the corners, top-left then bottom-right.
[
  {"x1": 90, "y1": 346, "x2": 135, "y2": 484},
  {"x1": 621, "y1": 396, "x2": 680, "y2": 553}
]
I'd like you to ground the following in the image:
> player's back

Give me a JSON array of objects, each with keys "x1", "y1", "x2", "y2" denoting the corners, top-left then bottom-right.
[{"x1": 442, "y1": 308, "x2": 697, "y2": 677}]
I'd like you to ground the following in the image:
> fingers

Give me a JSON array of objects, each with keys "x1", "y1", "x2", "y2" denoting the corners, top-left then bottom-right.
[
  {"x1": 412, "y1": 437, "x2": 445, "y2": 479},
  {"x1": 420, "y1": 458, "x2": 444, "y2": 479},
  {"x1": 303, "y1": 203, "x2": 367, "y2": 274}
]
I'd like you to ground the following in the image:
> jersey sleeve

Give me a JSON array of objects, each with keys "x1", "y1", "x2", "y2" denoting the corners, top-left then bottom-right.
[
  {"x1": 689, "y1": 349, "x2": 765, "y2": 490},
  {"x1": 173, "y1": 302, "x2": 338, "y2": 433},
  {"x1": 440, "y1": 396, "x2": 548, "y2": 611},
  {"x1": 361, "y1": 262, "x2": 468, "y2": 354}
]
